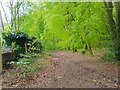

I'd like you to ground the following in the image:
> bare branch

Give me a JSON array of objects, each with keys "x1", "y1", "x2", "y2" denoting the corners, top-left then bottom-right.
[
  {"x1": 0, "y1": 2, "x2": 11, "y2": 31},
  {"x1": 0, "y1": 10, "x2": 4, "y2": 32}
]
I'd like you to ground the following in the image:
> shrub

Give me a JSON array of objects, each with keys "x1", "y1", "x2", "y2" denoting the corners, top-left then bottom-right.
[
  {"x1": 27, "y1": 36, "x2": 43, "y2": 54},
  {"x1": 2, "y1": 31, "x2": 43, "y2": 54},
  {"x1": 2, "y1": 31, "x2": 28, "y2": 47},
  {"x1": 102, "y1": 47, "x2": 116, "y2": 61},
  {"x1": 2, "y1": 31, "x2": 43, "y2": 67}
]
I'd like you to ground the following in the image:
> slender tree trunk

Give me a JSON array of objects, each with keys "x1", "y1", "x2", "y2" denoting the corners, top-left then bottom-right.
[
  {"x1": 0, "y1": 2, "x2": 11, "y2": 31},
  {"x1": 10, "y1": 1, "x2": 14, "y2": 31},
  {"x1": 17, "y1": 1, "x2": 22, "y2": 31},
  {"x1": 0, "y1": 11, "x2": 4, "y2": 32},
  {"x1": 17, "y1": 1, "x2": 19, "y2": 31},
  {"x1": 14, "y1": 7, "x2": 17, "y2": 31}
]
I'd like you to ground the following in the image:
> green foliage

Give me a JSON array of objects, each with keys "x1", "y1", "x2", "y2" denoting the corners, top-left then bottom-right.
[
  {"x1": 17, "y1": 57, "x2": 33, "y2": 65},
  {"x1": 18, "y1": 7, "x2": 45, "y2": 39},
  {"x1": 12, "y1": 39, "x2": 44, "y2": 77},
  {"x1": 102, "y1": 48, "x2": 116, "y2": 61},
  {"x1": 2, "y1": 31, "x2": 43, "y2": 69},
  {"x1": 27, "y1": 37, "x2": 43, "y2": 54},
  {"x1": 3, "y1": 2, "x2": 116, "y2": 61},
  {"x1": 16, "y1": 37, "x2": 42, "y2": 66},
  {"x1": 2, "y1": 31, "x2": 28, "y2": 47},
  {"x1": 102, "y1": 42, "x2": 116, "y2": 61},
  {"x1": 15, "y1": 58, "x2": 47, "y2": 77},
  {"x1": 17, "y1": 2, "x2": 113, "y2": 59},
  {"x1": 39, "y1": 2, "x2": 109, "y2": 52},
  {"x1": 2, "y1": 31, "x2": 43, "y2": 54}
]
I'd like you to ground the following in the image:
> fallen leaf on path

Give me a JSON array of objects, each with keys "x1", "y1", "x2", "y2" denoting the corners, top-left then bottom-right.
[{"x1": 92, "y1": 80, "x2": 97, "y2": 83}]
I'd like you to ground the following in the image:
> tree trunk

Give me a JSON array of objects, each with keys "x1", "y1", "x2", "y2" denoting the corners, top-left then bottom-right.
[
  {"x1": 0, "y1": 2, "x2": 11, "y2": 31},
  {"x1": 0, "y1": 11, "x2": 4, "y2": 32},
  {"x1": 17, "y1": 1, "x2": 20, "y2": 31},
  {"x1": 14, "y1": 6, "x2": 17, "y2": 31},
  {"x1": 114, "y1": 2, "x2": 120, "y2": 60},
  {"x1": 103, "y1": 1, "x2": 120, "y2": 60},
  {"x1": 10, "y1": 1, "x2": 14, "y2": 31},
  {"x1": 103, "y1": 1, "x2": 116, "y2": 39}
]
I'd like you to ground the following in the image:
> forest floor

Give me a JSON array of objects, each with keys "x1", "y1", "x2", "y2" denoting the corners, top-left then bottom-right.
[{"x1": 2, "y1": 50, "x2": 119, "y2": 88}]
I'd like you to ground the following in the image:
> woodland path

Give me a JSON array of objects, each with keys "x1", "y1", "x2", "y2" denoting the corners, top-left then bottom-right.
[{"x1": 3, "y1": 50, "x2": 119, "y2": 88}]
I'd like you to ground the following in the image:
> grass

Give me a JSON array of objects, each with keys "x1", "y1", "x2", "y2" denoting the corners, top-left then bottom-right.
[{"x1": 84, "y1": 48, "x2": 120, "y2": 67}]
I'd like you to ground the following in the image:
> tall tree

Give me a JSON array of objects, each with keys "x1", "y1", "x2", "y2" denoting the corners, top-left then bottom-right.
[
  {"x1": 114, "y1": 2, "x2": 120, "y2": 60},
  {"x1": 103, "y1": 1, "x2": 120, "y2": 60}
]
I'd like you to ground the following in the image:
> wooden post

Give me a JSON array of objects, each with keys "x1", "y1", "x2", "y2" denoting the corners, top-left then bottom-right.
[
  {"x1": 25, "y1": 43, "x2": 27, "y2": 54},
  {"x1": 0, "y1": 38, "x2": 2, "y2": 89}
]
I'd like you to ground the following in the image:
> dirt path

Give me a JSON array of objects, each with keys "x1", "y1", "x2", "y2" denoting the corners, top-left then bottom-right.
[{"x1": 3, "y1": 50, "x2": 119, "y2": 88}]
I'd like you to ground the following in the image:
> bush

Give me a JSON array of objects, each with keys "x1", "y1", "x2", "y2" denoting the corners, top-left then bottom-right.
[
  {"x1": 2, "y1": 31, "x2": 43, "y2": 63},
  {"x1": 27, "y1": 36, "x2": 43, "y2": 54},
  {"x1": 102, "y1": 47, "x2": 116, "y2": 61},
  {"x1": 2, "y1": 31, "x2": 28, "y2": 58},
  {"x1": 2, "y1": 31, "x2": 28, "y2": 47},
  {"x1": 3, "y1": 31, "x2": 43, "y2": 52}
]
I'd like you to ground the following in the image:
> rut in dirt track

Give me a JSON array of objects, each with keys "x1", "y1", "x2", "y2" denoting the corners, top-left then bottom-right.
[{"x1": 8, "y1": 50, "x2": 119, "y2": 88}]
